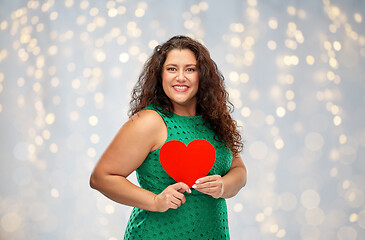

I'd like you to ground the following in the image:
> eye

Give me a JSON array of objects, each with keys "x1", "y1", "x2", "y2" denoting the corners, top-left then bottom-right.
[
  {"x1": 186, "y1": 68, "x2": 196, "y2": 72},
  {"x1": 167, "y1": 67, "x2": 177, "y2": 71}
]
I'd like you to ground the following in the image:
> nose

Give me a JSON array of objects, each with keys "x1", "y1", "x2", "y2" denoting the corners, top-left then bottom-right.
[{"x1": 176, "y1": 70, "x2": 185, "y2": 82}]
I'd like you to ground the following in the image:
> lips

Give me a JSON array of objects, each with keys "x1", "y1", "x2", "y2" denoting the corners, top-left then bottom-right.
[{"x1": 173, "y1": 85, "x2": 189, "y2": 92}]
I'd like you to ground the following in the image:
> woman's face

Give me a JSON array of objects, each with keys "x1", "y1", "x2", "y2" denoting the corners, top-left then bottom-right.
[{"x1": 162, "y1": 48, "x2": 199, "y2": 111}]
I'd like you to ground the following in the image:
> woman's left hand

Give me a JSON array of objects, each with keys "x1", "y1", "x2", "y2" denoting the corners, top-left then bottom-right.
[{"x1": 192, "y1": 175, "x2": 224, "y2": 199}]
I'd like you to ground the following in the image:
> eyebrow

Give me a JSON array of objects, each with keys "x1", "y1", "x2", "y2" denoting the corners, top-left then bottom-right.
[{"x1": 164, "y1": 64, "x2": 197, "y2": 67}]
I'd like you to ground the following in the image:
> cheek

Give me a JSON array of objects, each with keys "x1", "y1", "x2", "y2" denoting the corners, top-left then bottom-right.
[
  {"x1": 193, "y1": 75, "x2": 199, "y2": 89},
  {"x1": 161, "y1": 71, "x2": 170, "y2": 84},
  {"x1": 194, "y1": 77, "x2": 200, "y2": 95},
  {"x1": 161, "y1": 74, "x2": 169, "y2": 94}
]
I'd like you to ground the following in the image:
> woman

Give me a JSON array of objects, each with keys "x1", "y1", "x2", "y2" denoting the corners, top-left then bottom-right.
[{"x1": 90, "y1": 35, "x2": 247, "y2": 239}]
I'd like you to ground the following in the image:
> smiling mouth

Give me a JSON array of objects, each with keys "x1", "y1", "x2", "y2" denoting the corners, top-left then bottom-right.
[{"x1": 173, "y1": 85, "x2": 189, "y2": 90}]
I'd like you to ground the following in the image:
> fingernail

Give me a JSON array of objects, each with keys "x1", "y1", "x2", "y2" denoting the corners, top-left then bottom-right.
[
  {"x1": 192, "y1": 184, "x2": 196, "y2": 188},
  {"x1": 188, "y1": 189, "x2": 191, "y2": 193},
  {"x1": 195, "y1": 180, "x2": 200, "y2": 184}
]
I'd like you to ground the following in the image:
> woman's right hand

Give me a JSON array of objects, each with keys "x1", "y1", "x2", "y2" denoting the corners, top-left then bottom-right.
[{"x1": 154, "y1": 182, "x2": 191, "y2": 212}]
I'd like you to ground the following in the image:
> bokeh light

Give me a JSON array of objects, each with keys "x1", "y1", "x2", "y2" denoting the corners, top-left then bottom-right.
[{"x1": 0, "y1": 0, "x2": 364, "y2": 239}]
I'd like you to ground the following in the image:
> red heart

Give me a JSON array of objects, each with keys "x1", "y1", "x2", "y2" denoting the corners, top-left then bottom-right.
[{"x1": 159, "y1": 139, "x2": 216, "y2": 188}]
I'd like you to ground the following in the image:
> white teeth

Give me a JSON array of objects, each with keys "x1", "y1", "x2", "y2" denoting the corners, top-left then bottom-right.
[{"x1": 173, "y1": 86, "x2": 188, "y2": 89}]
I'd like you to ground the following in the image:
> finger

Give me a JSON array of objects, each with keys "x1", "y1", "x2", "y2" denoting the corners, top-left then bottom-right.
[
  {"x1": 169, "y1": 201, "x2": 179, "y2": 209},
  {"x1": 164, "y1": 191, "x2": 185, "y2": 205},
  {"x1": 194, "y1": 181, "x2": 215, "y2": 189},
  {"x1": 194, "y1": 186, "x2": 216, "y2": 194},
  {"x1": 196, "y1": 175, "x2": 219, "y2": 184},
  {"x1": 173, "y1": 182, "x2": 191, "y2": 193},
  {"x1": 173, "y1": 191, "x2": 186, "y2": 204},
  {"x1": 193, "y1": 180, "x2": 216, "y2": 190},
  {"x1": 195, "y1": 186, "x2": 221, "y2": 198},
  {"x1": 170, "y1": 193, "x2": 185, "y2": 206},
  {"x1": 193, "y1": 187, "x2": 213, "y2": 195},
  {"x1": 169, "y1": 197, "x2": 181, "y2": 207},
  {"x1": 178, "y1": 188, "x2": 186, "y2": 193}
]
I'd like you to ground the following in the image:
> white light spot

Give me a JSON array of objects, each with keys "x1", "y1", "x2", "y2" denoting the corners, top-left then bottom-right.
[
  {"x1": 105, "y1": 205, "x2": 115, "y2": 214},
  {"x1": 276, "y1": 107, "x2": 286, "y2": 118},
  {"x1": 89, "y1": 115, "x2": 98, "y2": 126},
  {"x1": 45, "y1": 113, "x2": 55, "y2": 125},
  {"x1": 240, "y1": 107, "x2": 251, "y2": 117},
  {"x1": 275, "y1": 138, "x2": 285, "y2": 149},
  {"x1": 233, "y1": 203, "x2": 243, "y2": 212},
  {"x1": 119, "y1": 53, "x2": 129, "y2": 63},
  {"x1": 1, "y1": 212, "x2": 22, "y2": 232},
  {"x1": 51, "y1": 188, "x2": 59, "y2": 198}
]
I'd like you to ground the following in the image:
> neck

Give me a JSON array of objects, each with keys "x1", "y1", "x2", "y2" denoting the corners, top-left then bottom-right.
[{"x1": 172, "y1": 104, "x2": 197, "y2": 117}]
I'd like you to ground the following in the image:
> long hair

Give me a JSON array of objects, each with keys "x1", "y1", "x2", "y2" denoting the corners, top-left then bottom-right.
[{"x1": 129, "y1": 35, "x2": 243, "y2": 154}]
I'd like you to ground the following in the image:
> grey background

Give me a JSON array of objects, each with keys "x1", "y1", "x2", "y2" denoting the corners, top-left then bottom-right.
[{"x1": 0, "y1": 0, "x2": 364, "y2": 239}]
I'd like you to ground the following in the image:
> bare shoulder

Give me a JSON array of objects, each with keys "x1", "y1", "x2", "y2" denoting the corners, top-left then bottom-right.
[
  {"x1": 130, "y1": 109, "x2": 163, "y2": 123},
  {"x1": 121, "y1": 109, "x2": 166, "y2": 150},
  {"x1": 126, "y1": 109, "x2": 165, "y2": 133},
  {"x1": 92, "y1": 109, "x2": 166, "y2": 178}
]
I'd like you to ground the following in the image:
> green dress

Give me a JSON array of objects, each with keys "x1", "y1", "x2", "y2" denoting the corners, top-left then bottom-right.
[{"x1": 124, "y1": 105, "x2": 233, "y2": 240}]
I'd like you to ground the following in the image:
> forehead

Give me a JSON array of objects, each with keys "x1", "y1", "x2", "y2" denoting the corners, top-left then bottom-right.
[{"x1": 164, "y1": 49, "x2": 197, "y2": 64}]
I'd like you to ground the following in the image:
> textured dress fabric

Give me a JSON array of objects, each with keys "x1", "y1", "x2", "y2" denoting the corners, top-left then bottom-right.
[{"x1": 124, "y1": 105, "x2": 233, "y2": 240}]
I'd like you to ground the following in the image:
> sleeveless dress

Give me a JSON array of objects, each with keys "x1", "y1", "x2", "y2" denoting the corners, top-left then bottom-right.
[{"x1": 124, "y1": 105, "x2": 233, "y2": 240}]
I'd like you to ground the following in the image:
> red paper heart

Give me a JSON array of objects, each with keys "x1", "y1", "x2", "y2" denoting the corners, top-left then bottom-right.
[{"x1": 159, "y1": 139, "x2": 216, "y2": 188}]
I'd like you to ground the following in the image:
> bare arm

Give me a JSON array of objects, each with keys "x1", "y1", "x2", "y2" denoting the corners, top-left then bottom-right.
[
  {"x1": 221, "y1": 154, "x2": 247, "y2": 198},
  {"x1": 193, "y1": 154, "x2": 247, "y2": 199},
  {"x1": 90, "y1": 110, "x2": 190, "y2": 212}
]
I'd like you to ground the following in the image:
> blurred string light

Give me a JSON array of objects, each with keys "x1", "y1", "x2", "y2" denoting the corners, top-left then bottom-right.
[
  {"x1": 0, "y1": 0, "x2": 364, "y2": 240},
  {"x1": 222, "y1": 0, "x2": 364, "y2": 239}
]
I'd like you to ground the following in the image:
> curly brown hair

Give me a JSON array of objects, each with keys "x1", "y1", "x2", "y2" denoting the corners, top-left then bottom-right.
[{"x1": 129, "y1": 35, "x2": 243, "y2": 154}]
